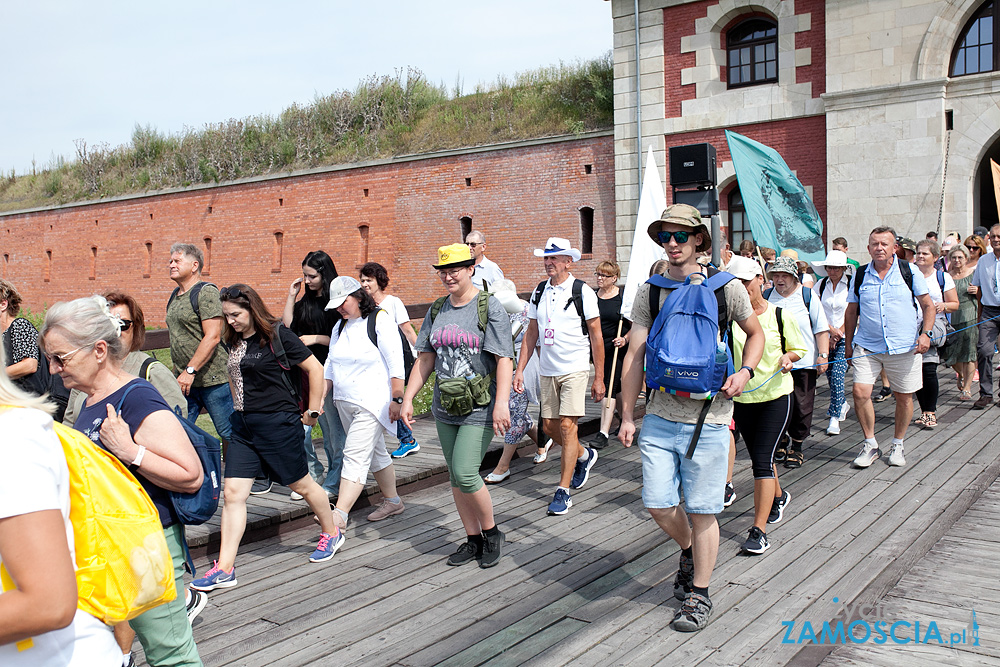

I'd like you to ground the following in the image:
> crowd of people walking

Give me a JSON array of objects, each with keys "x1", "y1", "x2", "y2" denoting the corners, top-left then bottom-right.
[{"x1": 4, "y1": 217, "x2": 1000, "y2": 665}]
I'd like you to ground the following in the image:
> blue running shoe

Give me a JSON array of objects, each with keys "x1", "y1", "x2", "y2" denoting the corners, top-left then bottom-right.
[
  {"x1": 310, "y1": 529, "x2": 345, "y2": 563},
  {"x1": 190, "y1": 561, "x2": 237, "y2": 591},
  {"x1": 570, "y1": 447, "x2": 598, "y2": 489},
  {"x1": 547, "y1": 488, "x2": 573, "y2": 515},
  {"x1": 391, "y1": 440, "x2": 420, "y2": 458}
]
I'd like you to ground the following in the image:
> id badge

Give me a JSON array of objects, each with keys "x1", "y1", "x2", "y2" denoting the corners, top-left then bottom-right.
[{"x1": 543, "y1": 328, "x2": 555, "y2": 345}]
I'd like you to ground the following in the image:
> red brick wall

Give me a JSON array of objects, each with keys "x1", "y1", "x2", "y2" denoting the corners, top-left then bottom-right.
[
  {"x1": 663, "y1": 1, "x2": 712, "y2": 119},
  {"x1": 796, "y1": 0, "x2": 826, "y2": 98},
  {"x1": 0, "y1": 135, "x2": 615, "y2": 325},
  {"x1": 666, "y1": 115, "x2": 828, "y2": 225}
]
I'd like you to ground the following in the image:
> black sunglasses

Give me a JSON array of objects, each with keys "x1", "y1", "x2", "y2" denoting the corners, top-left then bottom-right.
[
  {"x1": 220, "y1": 286, "x2": 248, "y2": 300},
  {"x1": 657, "y1": 230, "x2": 691, "y2": 244},
  {"x1": 119, "y1": 319, "x2": 133, "y2": 332}
]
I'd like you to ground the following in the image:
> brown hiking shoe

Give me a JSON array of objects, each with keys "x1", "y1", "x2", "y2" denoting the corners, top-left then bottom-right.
[{"x1": 973, "y1": 395, "x2": 992, "y2": 410}]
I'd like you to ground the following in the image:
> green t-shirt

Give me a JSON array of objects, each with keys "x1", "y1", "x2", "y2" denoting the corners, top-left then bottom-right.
[{"x1": 166, "y1": 282, "x2": 229, "y2": 388}]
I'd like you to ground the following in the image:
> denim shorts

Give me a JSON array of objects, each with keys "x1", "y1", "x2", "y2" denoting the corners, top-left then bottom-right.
[{"x1": 637, "y1": 414, "x2": 729, "y2": 514}]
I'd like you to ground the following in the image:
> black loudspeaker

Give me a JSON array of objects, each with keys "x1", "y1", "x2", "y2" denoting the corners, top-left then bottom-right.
[
  {"x1": 669, "y1": 143, "x2": 717, "y2": 187},
  {"x1": 674, "y1": 188, "x2": 719, "y2": 217}
]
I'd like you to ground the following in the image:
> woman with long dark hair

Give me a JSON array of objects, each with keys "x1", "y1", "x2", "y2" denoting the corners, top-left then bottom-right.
[
  {"x1": 191, "y1": 284, "x2": 340, "y2": 592},
  {"x1": 282, "y1": 251, "x2": 346, "y2": 500}
]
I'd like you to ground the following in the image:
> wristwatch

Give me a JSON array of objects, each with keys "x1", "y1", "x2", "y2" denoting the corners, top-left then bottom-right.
[
  {"x1": 185, "y1": 366, "x2": 197, "y2": 375},
  {"x1": 392, "y1": 397, "x2": 404, "y2": 404},
  {"x1": 817, "y1": 353, "x2": 829, "y2": 359},
  {"x1": 739, "y1": 365, "x2": 755, "y2": 379},
  {"x1": 921, "y1": 330, "x2": 934, "y2": 338}
]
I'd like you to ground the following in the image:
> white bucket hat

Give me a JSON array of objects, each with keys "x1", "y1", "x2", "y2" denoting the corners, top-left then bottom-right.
[{"x1": 810, "y1": 249, "x2": 849, "y2": 278}]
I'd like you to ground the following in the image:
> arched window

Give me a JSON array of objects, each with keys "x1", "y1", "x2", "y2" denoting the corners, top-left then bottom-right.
[
  {"x1": 728, "y1": 188, "x2": 753, "y2": 248},
  {"x1": 951, "y1": 2, "x2": 996, "y2": 76},
  {"x1": 727, "y1": 18, "x2": 778, "y2": 88}
]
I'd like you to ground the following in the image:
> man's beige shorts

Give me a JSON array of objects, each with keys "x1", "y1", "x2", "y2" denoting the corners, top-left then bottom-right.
[
  {"x1": 540, "y1": 370, "x2": 590, "y2": 418},
  {"x1": 851, "y1": 346, "x2": 922, "y2": 394}
]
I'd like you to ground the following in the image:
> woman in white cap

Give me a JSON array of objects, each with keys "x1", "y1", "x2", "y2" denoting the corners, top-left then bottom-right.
[
  {"x1": 402, "y1": 243, "x2": 513, "y2": 569},
  {"x1": 323, "y1": 276, "x2": 407, "y2": 536},
  {"x1": 811, "y1": 250, "x2": 852, "y2": 435},
  {"x1": 484, "y1": 279, "x2": 543, "y2": 483}
]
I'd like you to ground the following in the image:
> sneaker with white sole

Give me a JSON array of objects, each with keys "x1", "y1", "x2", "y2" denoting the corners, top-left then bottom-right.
[
  {"x1": 887, "y1": 443, "x2": 906, "y2": 467},
  {"x1": 190, "y1": 561, "x2": 237, "y2": 591},
  {"x1": 767, "y1": 490, "x2": 790, "y2": 524},
  {"x1": 839, "y1": 402, "x2": 851, "y2": 421},
  {"x1": 742, "y1": 526, "x2": 770, "y2": 554},
  {"x1": 250, "y1": 476, "x2": 272, "y2": 495},
  {"x1": 547, "y1": 488, "x2": 572, "y2": 515},
  {"x1": 309, "y1": 529, "x2": 345, "y2": 562},
  {"x1": 826, "y1": 417, "x2": 840, "y2": 435},
  {"x1": 390, "y1": 440, "x2": 420, "y2": 458},
  {"x1": 723, "y1": 482, "x2": 736, "y2": 508},
  {"x1": 570, "y1": 447, "x2": 598, "y2": 489},
  {"x1": 852, "y1": 442, "x2": 881, "y2": 468},
  {"x1": 367, "y1": 497, "x2": 405, "y2": 521},
  {"x1": 185, "y1": 588, "x2": 208, "y2": 624}
]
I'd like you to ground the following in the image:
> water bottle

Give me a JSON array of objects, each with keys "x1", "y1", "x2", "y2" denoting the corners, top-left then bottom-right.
[{"x1": 715, "y1": 341, "x2": 728, "y2": 365}]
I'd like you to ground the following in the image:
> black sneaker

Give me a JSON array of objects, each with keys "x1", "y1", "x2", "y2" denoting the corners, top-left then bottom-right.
[
  {"x1": 723, "y1": 482, "x2": 736, "y2": 508},
  {"x1": 873, "y1": 387, "x2": 892, "y2": 403},
  {"x1": 480, "y1": 530, "x2": 505, "y2": 569},
  {"x1": 250, "y1": 475, "x2": 272, "y2": 495},
  {"x1": 672, "y1": 592, "x2": 713, "y2": 632},
  {"x1": 593, "y1": 433, "x2": 609, "y2": 450},
  {"x1": 767, "y1": 490, "x2": 790, "y2": 525},
  {"x1": 742, "y1": 526, "x2": 770, "y2": 554},
  {"x1": 673, "y1": 551, "x2": 694, "y2": 601},
  {"x1": 446, "y1": 539, "x2": 482, "y2": 566},
  {"x1": 185, "y1": 588, "x2": 208, "y2": 624}
]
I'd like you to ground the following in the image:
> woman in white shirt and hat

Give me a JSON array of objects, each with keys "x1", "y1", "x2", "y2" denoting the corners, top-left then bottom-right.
[{"x1": 811, "y1": 250, "x2": 852, "y2": 435}]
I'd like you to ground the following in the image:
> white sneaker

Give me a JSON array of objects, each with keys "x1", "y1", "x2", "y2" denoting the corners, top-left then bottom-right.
[
  {"x1": 826, "y1": 417, "x2": 840, "y2": 435},
  {"x1": 290, "y1": 491, "x2": 304, "y2": 501},
  {"x1": 839, "y1": 402, "x2": 851, "y2": 421},
  {"x1": 853, "y1": 442, "x2": 881, "y2": 468},
  {"x1": 888, "y1": 443, "x2": 906, "y2": 467}
]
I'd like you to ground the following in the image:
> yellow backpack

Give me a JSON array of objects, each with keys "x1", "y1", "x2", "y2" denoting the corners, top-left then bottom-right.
[{"x1": 54, "y1": 419, "x2": 177, "y2": 624}]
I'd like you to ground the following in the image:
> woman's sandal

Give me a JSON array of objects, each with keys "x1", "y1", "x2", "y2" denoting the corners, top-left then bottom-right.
[
  {"x1": 784, "y1": 450, "x2": 804, "y2": 469},
  {"x1": 774, "y1": 445, "x2": 787, "y2": 463},
  {"x1": 922, "y1": 412, "x2": 937, "y2": 428}
]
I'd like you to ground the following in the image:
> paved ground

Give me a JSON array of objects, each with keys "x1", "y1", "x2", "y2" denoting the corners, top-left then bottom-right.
[{"x1": 137, "y1": 370, "x2": 999, "y2": 666}]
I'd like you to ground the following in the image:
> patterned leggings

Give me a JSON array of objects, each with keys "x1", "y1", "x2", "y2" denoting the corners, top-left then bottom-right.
[{"x1": 826, "y1": 338, "x2": 847, "y2": 419}]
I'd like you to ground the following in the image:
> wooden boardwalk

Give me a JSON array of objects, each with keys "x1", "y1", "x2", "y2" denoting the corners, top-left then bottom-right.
[{"x1": 139, "y1": 370, "x2": 999, "y2": 666}]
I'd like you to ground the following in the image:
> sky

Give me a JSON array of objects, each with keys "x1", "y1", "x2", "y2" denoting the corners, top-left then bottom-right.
[{"x1": 0, "y1": 1, "x2": 613, "y2": 175}]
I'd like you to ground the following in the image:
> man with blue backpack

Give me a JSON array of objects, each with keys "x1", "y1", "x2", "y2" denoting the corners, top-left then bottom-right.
[{"x1": 618, "y1": 204, "x2": 765, "y2": 632}]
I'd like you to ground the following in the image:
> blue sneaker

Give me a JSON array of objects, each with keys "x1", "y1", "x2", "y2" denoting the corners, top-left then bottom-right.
[
  {"x1": 570, "y1": 447, "x2": 598, "y2": 489},
  {"x1": 547, "y1": 488, "x2": 573, "y2": 515},
  {"x1": 310, "y1": 529, "x2": 345, "y2": 563},
  {"x1": 190, "y1": 561, "x2": 237, "y2": 591},
  {"x1": 391, "y1": 440, "x2": 420, "y2": 458}
]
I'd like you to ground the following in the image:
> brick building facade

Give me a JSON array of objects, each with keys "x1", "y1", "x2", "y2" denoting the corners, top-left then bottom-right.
[
  {"x1": 0, "y1": 131, "x2": 614, "y2": 324},
  {"x1": 611, "y1": 0, "x2": 1000, "y2": 269}
]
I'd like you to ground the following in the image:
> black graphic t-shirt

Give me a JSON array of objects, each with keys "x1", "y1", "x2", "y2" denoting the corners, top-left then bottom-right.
[{"x1": 227, "y1": 326, "x2": 312, "y2": 413}]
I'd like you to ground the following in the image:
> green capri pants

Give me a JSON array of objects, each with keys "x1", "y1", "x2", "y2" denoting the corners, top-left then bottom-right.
[
  {"x1": 436, "y1": 422, "x2": 493, "y2": 494},
  {"x1": 129, "y1": 523, "x2": 203, "y2": 666}
]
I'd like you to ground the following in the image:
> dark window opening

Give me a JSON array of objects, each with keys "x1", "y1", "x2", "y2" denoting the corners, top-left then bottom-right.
[
  {"x1": 727, "y1": 17, "x2": 779, "y2": 88},
  {"x1": 144, "y1": 242, "x2": 153, "y2": 278},
  {"x1": 460, "y1": 216, "x2": 473, "y2": 240},
  {"x1": 89, "y1": 247, "x2": 97, "y2": 280},
  {"x1": 584, "y1": 164, "x2": 593, "y2": 174},
  {"x1": 946, "y1": 109, "x2": 955, "y2": 131},
  {"x1": 363, "y1": 188, "x2": 369, "y2": 197},
  {"x1": 279, "y1": 198, "x2": 284, "y2": 206},
  {"x1": 579, "y1": 207, "x2": 594, "y2": 255},
  {"x1": 465, "y1": 178, "x2": 472, "y2": 187},
  {"x1": 952, "y1": 2, "x2": 996, "y2": 76},
  {"x1": 272, "y1": 232, "x2": 283, "y2": 272},
  {"x1": 44, "y1": 250, "x2": 52, "y2": 283},
  {"x1": 203, "y1": 238, "x2": 212, "y2": 276}
]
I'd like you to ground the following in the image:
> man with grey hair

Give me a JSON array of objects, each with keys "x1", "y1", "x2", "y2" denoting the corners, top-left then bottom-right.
[
  {"x1": 466, "y1": 230, "x2": 505, "y2": 291},
  {"x1": 167, "y1": 243, "x2": 245, "y2": 487}
]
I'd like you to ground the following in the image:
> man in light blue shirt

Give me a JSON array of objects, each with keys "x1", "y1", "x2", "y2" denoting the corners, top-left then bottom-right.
[
  {"x1": 844, "y1": 227, "x2": 935, "y2": 469},
  {"x1": 971, "y1": 224, "x2": 1000, "y2": 409}
]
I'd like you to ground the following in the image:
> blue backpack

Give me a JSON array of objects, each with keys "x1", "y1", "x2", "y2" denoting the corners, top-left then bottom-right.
[{"x1": 645, "y1": 271, "x2": 737, "y2": 400}]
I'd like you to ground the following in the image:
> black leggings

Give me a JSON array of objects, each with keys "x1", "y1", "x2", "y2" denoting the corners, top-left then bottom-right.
[
  {"x1": 733, "y1": 394, "x2": 792, "y2": 479},
  {"x1": 915, "y1": 362, "x2": 939, "y2": 413}
]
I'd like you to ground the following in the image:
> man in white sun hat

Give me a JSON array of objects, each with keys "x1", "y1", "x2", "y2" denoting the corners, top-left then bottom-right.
[{"x1": 514, "y1": 237, "x2": 605, "y2": 518}]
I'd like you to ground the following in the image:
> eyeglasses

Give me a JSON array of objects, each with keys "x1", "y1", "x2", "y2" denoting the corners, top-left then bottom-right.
[
  {"x1": 466, "y1": 242, "x2": 481, "y2": 248},
  {"x1": 656, "y1": 230, "x2": 691, "y2": 244},
  {"x1": 966, "y1": 245, "x2": 981, "y2": 251},
  {"x1": 437, "y1": 268, "x2": 467, "y2": 279},
  {"x1": 119, "y1": 319, "x2": 133, "y2": 332},
  {"x1": 220, "y1": 286, "x2": 248, "y2": 300},
  {"x1": 45, "y1": 345, "x2": 91, "y2": 368},
  {"x1": 594, "y1": 273, "x2": 616, "y2": 279}
]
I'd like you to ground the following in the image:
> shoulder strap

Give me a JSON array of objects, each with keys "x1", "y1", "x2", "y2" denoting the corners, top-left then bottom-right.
[
  {"x1": 531, "y1": 280, "x2": 547, "y2": 308},
  {"x1": 367, "y1": 308, "x2": 384, "y2": 347},
  {"x1": 801, "y1": 285, "x2": 812, "y2": 307},
  {"x1": 566, "y1": 279, "x2": 587, "y2": 335},
  {"x1": 167, "y1": 286, "x2": 181, "y2": 311},
  {"x1": 776, "y1": 307, "x2": 787, "y2": 354},
  {"x1": 268, "y1": 322, "x2": 299, "y2": 400},
  {"x1": 482, "y1": 279, "x2": 489, "y2": 292},
  {"x1": 819, "y1": 276, "x2": 829, "y2": 297},
  {"x1": 937, "y1": 269, "x2": 946, "y2": 291},
  {"x1": 138, "y1": 356, "x2": 155, "y2": 381},
  {"x1": 429, "y1": 296, "x2": 448, "y2": 326},
  {"x1": 476, "y1": 291, "x2": 490, "y2": 334},
  {"x1": 854, "y1": 264, "x2": 869, "y2": 299},
  {"x1": 646, "y1": 273, "x2": 684, "y2": 322},
  {"x1": 763, "y1": 287, "x2": 774, "y2": 300},
  {"x1": 114, "y1": 382, "x2": 142, "y2": 413},
  {"x1": 898, "y1": 260, "x2": 914, "y2": 294}
]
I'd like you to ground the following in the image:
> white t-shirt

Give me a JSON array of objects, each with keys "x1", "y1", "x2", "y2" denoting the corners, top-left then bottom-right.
[
  {"x1": 379, "y1": 294, "x2": 414, "y2": 352},
  {"x1": 813, "y1": 276, "x2": 849, "y2": 329},
  {"x1": 918, "y1": 269, "x2": 956, "y2": 327},
  {"x1": 766, "y1": 286, "x2": 829, "y2": 369},
  {"x1": 0, "y1": 408, "x2": 120, "y2": 667},
  {"x1": 526, "y1": 273, "x2": 601, "y2": 376},
  {"x1": 324, "y1": 309, "x2": 404, "y2": 430}
]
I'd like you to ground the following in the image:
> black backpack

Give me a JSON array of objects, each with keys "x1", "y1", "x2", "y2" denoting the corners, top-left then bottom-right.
[
  {"x1": 167, "y1": 282, "x2": 216, "y2": 319},
  {"x1": 337, "y1": 309, "x2": 415, "y2": 383},
  {"x1": 2, "y1": 318, "x2": 70, "y2": 420},
  {"x1": 530, "y1": 279, "x2": 588, "y2": 335}
]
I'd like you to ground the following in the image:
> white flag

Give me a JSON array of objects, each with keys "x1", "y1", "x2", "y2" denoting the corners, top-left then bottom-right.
[{"x1": 620, "y1": 146, "x2": 667, "y2": 319}]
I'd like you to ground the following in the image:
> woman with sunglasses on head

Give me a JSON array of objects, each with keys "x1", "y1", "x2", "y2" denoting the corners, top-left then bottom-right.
[
  {"x1": 402, "y1": 244, "x2": 513, "y2": 569},
  {"x1": 0, "y1": 355, "x2": 122, "y2": 666},
  {"x1": 322, "y1": 276, "x2": 407, "y2": 535},
  {"x1": 593, "y1": 260, "x2": 631, "y2": 448},
  {"x1": 40, "y1": 296, "x2": 204, "y2": 667},
  {"x1": 282, "y1": 251, "x2": 347, "y2": 501},
  {"x1": 359, "y1": 261, "x2": 421, "y2": 459},
  {"x1": 191, "y1": 284, "x2": 340, "y2": 592}
]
